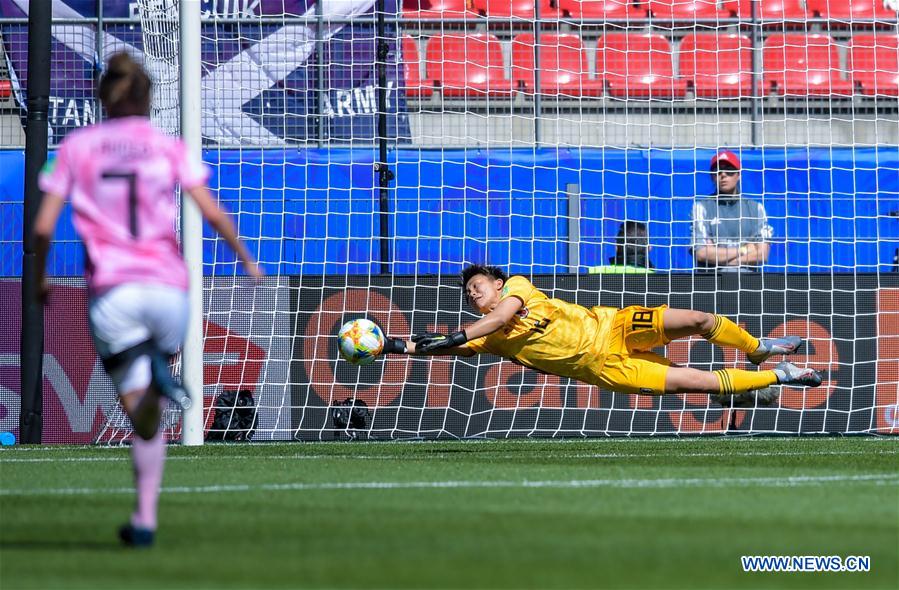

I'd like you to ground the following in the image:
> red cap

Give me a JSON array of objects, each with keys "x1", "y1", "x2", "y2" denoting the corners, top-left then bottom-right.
[{"x1": 710, "y1": 150, "x2": 741, "y2": 171}]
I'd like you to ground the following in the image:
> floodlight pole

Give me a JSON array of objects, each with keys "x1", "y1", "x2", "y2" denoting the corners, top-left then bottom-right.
[{"x1": 180, "y1": 0, "x2": 204, "y2": 445}]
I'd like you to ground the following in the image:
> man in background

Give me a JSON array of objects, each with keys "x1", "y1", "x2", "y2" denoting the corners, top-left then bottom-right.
[
  {"x1": 589, "y1": 221, "x2": 654, "y2": 274},
  {"x1": 692, "y1": 151, "x2": 772, "y2": 272}
]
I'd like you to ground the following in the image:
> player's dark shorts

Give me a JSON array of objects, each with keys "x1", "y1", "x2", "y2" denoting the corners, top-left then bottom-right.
[{"x1": 593, "y1": 305, "x2": 671, "y2": 396}]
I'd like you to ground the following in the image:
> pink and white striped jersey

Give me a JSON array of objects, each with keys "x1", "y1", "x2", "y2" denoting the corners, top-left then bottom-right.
[{"x1": 38, "y1": 116, "x2": 209, "y2": 295}]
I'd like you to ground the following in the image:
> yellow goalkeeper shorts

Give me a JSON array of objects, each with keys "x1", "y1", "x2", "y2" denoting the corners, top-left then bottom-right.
[{"x1": 593, "y1": 305, "x2": 671, "y2": 396}]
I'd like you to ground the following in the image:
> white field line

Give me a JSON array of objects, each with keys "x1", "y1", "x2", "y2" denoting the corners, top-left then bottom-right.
[
  {"x1": 2, "y1": 473, "x2": 897, "y2": 497},
  {"x1": 3, "y1": 436, "x2": 897, "y2": 453},
  {"x1": 2, "y1": 449, "x2": 898, "y2": 464}
]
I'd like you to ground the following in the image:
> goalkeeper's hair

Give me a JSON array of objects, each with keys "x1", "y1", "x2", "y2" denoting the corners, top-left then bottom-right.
[
  {"x1": 99, "y1": 52, "x2": 151, "y2": 119},
  {"x1": 460, "y1": 264, "x2": 508, "y2": 289}
]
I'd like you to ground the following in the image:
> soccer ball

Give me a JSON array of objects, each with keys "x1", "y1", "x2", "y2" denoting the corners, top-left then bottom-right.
[{"x1": 337, "y1": 318, "x2": 385, "y2": 366}]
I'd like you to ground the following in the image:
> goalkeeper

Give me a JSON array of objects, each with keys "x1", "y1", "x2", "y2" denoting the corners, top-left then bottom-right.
[{"x1": 383, "y1": 265, "x2": 822, "y2": 405}]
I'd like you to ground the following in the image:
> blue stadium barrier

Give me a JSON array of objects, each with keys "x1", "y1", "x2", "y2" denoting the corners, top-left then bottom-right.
[{"x1": 2, "y1": 147, "x2": 897, "y2": 276}]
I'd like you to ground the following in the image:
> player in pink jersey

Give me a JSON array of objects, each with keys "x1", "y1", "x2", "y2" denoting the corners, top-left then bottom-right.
[{"x1": 32, "y1": 52, "x2": 262, "y2": 548}]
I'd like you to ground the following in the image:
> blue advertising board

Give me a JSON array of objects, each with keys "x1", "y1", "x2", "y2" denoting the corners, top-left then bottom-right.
[{"x1": 1, "y1": 147, "x2": 897, "y2": 276}]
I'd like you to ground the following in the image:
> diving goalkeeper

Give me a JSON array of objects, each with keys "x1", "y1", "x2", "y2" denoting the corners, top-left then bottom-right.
[{"x1": 382, "y1": 265, "x2": 822, "y2": 406}]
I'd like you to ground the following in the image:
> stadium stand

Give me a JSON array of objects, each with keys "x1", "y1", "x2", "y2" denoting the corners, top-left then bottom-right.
[
  {"x1": 595, "y1": 33, "x2": 688, "y2": 98},
  {"x1": 400, "y1": 0, "x2": 899, "y2": 100},
  {"x1": 557, "y1": 0, "x2": 648, "y2": 19},
  {"x1": 763, "y1": 34, "x2": 854, "y2": 96},
  {"x1": 403, "y1": 0, "x2": 477, "y2": 19},
  {"x1": 647, "y1": 0, "x2": 731, "y2": 21},
  {"x1": 402, "y1": 35, "x2": 433, "y2": 97},
  {"x1": 806, "y1": 0, "x2": 897, "y2": 22},
  {"x1": 471, "y1": 0, "x2": 562, "y2": 18},
  {"x1": 849, "y1": 34, "x2": 899, "y2": 96},
  {"x1": 511, "y1": 33, "x2": 603, "y2": 95},
  {"x1": 409, "y1": 24, "x2": 896, "y2": 100},
  {"x1": 679, "y1": 33, "x2": 753, "y2": 98},
  {"x1": 727, "y1": 0, "x2": 808, "y2": 20},
  {"x1": 426, "y1": 33, "x2": 515, "y2": 96}
]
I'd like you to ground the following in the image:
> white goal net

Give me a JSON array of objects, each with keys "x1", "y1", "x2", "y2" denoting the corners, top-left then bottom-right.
[{"x1": 128, "y1": 0, "x2": 899, "y2": 441}]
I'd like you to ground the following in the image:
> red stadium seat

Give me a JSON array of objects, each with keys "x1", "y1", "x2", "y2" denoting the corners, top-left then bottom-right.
[
  {"x1": 596, "y1": 33, "x2": 688, "y2": 98},
  {"x1": 0, "y1": 80, "x2": 10, "y2": 100},
  {"x1": 806, "y1": 0, "x2": 897, "y2": 22},
  {"x1": 648, "y1": 0, "x2": 731, "y2": 20},
  {"x1": 558, "y1": 0, "x2": 647, "y2": 19},
  {"x1": 763, "y1": 34, "x2": 853, "y2": 96},
  {"x1": 726, "y1": 0, "x2": 808, "y2": 20},
  {"x1": 511, "y1": 34, "x2": 603, "y2": 96},
  {"x1": 403, "y1": 0, "x2": 477, "y2": 19},
  {"x1": 679, "y1": 33, "x2": 753, "y2": 98},
  {"x1": 471, "y1": 0, "x2": 562, "y2": 18},
  {"x1": 426, "y1": 33, "x2": 514, "y2": 97},
  {"x1": 401, "y1": 36, "x2": 433, "y2": 98},
  {"x1": 850, "y1": 34, "x2": 899, "y2": 96}
]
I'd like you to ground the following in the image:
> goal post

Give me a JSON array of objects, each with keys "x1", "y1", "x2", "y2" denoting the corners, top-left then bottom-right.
[
  {"x1": 136, "y1": 0, "x2": 204, "y2": 444},
  {"x1": 179, "y1": 0, "x2": 204, "y2": 446}
]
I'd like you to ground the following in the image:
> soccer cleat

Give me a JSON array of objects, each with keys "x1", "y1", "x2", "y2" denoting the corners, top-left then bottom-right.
[
  {"x1": 746, "y1": 336, "x2": 803, "y2": 365},
  {"x1": 161, "y1": 383, "x2": 192, "y2": 410},
  {"x1": 773, "y1": 362, "x2": 823, "y2": 387},
  {"x1": 714, "y1": 387, "x2": 780, "y2": 408},
  {"x1": 150, "y1": 354, "x2": 192, "y2": 410},
  {"x1": 719, "y1": 387, "x2": 781, "y2": 409},
  {"x1": 119, "y1": 524, "x2": 155, "y2": 548}
]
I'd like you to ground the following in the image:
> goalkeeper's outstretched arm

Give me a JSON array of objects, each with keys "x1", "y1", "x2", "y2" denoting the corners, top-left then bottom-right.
[
  {"x1": 385, "y1": 295, "x2": 523, "y2": 356},
  {"x1": 382, "y1": 334, "x2": 474, "y2": 357}
]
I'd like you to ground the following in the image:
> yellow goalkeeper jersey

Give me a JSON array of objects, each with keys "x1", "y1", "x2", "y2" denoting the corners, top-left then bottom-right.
[{"x1": 464, "y1": 276, "x2": 617, "y2": 382}]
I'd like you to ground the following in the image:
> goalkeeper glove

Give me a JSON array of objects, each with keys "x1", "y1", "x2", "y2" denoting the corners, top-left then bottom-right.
[
  {"x1": 411, "y1": 332, "x2": 444, "y2": 343},
  {"x1": 414, "y1": 331, "x2": 468, "y2": 354},
  {"x1": 382, "y1": 337, "x2": 408, "y2": 355}
]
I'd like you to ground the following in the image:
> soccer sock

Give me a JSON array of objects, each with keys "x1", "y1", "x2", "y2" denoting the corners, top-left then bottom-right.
[
  {"x1": 130, "y1": 403, "x2": 167, "y2": 531},
  {"x1": 702, "y1": 315, "x2": 760, "y2": 354},
  {"x1": 713, "y1": 369, "x2": 778, "y2": 395}
]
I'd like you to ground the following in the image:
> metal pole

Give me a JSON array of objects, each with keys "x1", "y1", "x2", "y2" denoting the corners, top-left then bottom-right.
[
  {"x1": 567, "y1": 183, "x2": 580, "y2": 273},
  {"x1": 533, "y1": 3, "x2": 541, "y2": 144},
  {"x1": 376, "y1": 0, "x2": 393, "y2": 274},
  {"x1": 180, "y1": 0, "x2": 204, "y2": 445},
  {"x1": 95, "y1": 0, "x2": 103, "y2": 124},
  {"x1": 750, "y1": 0, "x2": 761, "y2": 147},
  {"x1": 315, "y1": 0, "x2": 324, "y2": 146},
  {"x1": 20, "y1": 0, "x2": 52, "y2": 444}
]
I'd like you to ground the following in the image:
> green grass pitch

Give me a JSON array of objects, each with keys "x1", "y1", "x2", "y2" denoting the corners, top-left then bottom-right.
[{"x1": 1, "y1": 437, "x2": 897, "y2": 590}]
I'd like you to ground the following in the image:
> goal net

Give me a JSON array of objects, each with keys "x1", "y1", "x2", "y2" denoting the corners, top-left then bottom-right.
[
  {"x1": 1, "y1": 0, "x2": 896, "y2": 443},
  {"x1": 169, "y1": 0, "x2": 898, "y2": 439}
]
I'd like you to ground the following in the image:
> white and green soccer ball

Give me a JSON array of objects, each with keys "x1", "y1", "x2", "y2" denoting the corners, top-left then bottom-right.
[{"x1": 337, "y1": 318, "x2": 385, "y2": 366}]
